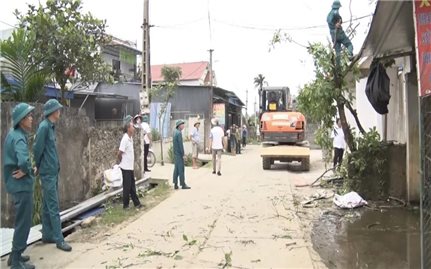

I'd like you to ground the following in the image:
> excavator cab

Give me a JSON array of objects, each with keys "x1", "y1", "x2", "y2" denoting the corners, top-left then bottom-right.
[
  {"x1": 261, "y1": 88, "x2": 288, "y2": 113},
  {"x1": 259, "y1": 87, "x2": 306, "y2": 145}
]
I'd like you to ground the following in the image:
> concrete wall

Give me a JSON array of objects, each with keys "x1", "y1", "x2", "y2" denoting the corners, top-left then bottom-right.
[
  {"x1": 1, "y1": 102, "x2": 142, "y2": 227},
  {"x1": 386, "y1": 67, "x2": 407, "y2": 143},
  {"x1": 405, "y1": 71, "x2": 420, "y2": 202}
]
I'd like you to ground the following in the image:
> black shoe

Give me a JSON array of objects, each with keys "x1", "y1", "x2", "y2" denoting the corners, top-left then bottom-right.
[
  {"x1": 174, "y1": 184, "x2": 179, "y2": 190},
  {"x1": 212, "y1": 171, "x2": 216, "y2": 174},
  {"x1": 7, "y1": 255, "x2": 30, "y2": 266},
  {"x1": 123, "y1": 206, "x2": 130, "y2": 210},
  {"x1": 181, "y1": 185, "x2": 191, "y2": 189},
  {"x1": 56, "y1": 241, "x2": 72, "y2": 252},
  {"x1": 135, "y1": 204, "x2": 143, "y2": 209},
  {"x1": 217, "y1": 171, "x2": 221, "y2": 176},
  {"x1": 11, "y1": 262, "x2": 35, "y2": 269},
  {"x1": 144, "y1": 169, "x2": 151, "y2": 172}
]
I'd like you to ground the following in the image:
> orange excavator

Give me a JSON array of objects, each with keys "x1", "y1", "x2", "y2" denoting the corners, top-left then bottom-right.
[{"x1": 259, "y1": 87, "x2": 310, "y2": 171}]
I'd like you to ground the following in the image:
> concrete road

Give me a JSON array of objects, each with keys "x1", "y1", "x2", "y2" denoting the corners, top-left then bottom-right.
[{"x1": 8, "y1": 144, "x2": 326, "y2": 268}]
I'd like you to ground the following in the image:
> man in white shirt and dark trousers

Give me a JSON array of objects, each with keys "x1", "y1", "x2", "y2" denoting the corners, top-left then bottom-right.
[
  {"x1": 118, "y1": 115, "x2": 142, "y2": 209},
  {"x1": 134, "y1": 114, "x2": 152, "y2": 173},
  {"x1": 209, "y1": 118, "x2": 225, "y2": 176},
  {"x1": 332, "y1": 118, "x2": 346, "y2": 169}
]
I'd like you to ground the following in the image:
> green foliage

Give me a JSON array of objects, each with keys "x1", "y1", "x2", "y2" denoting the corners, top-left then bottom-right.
[
  {"x1": 151, "y1": 128, "x2": 161, "y2": 142},
  {"x1": 295, "y1": 42, "x2": 360, "y2": 151},
  {"x1": 167, "y1": 143, "x2": 192, "y2": 166},
  {"x1": 15, "y1": 0, "x2": 111, "y2": 101},
  {"x1": 0, "y1": 29, "x2": 48, "y2": 102},
  {"x1": 168, "y1": 144, "x2": 175, "y2": 163},
  {"x1": 340, "y1": 128, "x2": 389, "y2": 199},
  {"x1": 32, "y1": 176, "x2": 43, "y2": 225},
  {"x1": 253, "y1": 74, "x2": 266, "y2": 91}
]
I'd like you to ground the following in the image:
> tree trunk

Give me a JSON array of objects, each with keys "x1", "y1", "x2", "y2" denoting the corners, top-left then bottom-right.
[
  {"x1": 337, "y1": 101, "x2": 356, "y2": 151},
  {"x1": 344, "y1": 99, "x2": 366, "y2": 135}
]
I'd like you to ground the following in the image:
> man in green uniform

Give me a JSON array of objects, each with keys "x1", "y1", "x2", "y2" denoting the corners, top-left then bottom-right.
[
  {"x1": 33, "y1": 99, "x2": 72, "y2": 252},
  {"x1": 3, "y1": 103, "x2": 36, "y2": 269},
  {"x1": 172, "y1": 120, "x2": 191, "y2": 190},
  {"x1": 327, "y1": 0, "x2": 353, "y2": 59}
]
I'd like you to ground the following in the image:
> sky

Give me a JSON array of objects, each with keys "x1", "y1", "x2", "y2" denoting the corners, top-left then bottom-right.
[{"x1": 0, "y1": 0, "x2": 376, "y2": 114}]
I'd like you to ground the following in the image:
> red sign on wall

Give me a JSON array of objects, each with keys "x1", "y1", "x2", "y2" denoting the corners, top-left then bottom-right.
[{"x1": 414, "y1": 0, "x2": 431, "y2": 96}]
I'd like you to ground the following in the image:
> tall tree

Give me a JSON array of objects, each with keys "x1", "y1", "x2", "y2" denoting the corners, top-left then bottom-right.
[
  {"x1": 253, "y1": 74, "x2": 267, "y2": 117},
  {"x1": 151, "y1": 65, "x2": 182, "y2": 165},
  {"x1": 296, "y1": 43, "x2": 363, "y2": 151},
  {"x1": 15, "y1": 0, "x2": 110, "y2": 103},
  {"x1": 0, "y1": 29, "x2": 48, "y2": 102}
]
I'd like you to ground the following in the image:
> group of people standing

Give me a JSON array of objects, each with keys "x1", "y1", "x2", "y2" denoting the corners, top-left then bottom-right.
[
  {"x1": 172, "y1": 118, "x2": 248, "y2": 188},
  {"x1": 226, "y1": 124, "x2": 248, "y2": 154},
  {"x1": 3, "y1": 100, "x2": 72, "y2": 269}
]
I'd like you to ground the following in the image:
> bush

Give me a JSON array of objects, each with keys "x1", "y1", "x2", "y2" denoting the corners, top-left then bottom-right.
[
  {"x1": 168, "y1": 144, "x2": 193, "y2": 166},
  {"x1": 340, "y1": 128, "x2": 389, "y2": 200},
  {"x1": 151, "y1": 128, "x2": 161, "y2": 142}
]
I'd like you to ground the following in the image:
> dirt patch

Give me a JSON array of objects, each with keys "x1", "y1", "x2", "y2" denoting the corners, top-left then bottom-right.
[{"x1": 68, "y1": 180, "x2": 172, "y2": 243}]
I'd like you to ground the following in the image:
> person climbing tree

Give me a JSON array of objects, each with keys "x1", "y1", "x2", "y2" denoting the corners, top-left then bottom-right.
[{"x1": 327, "y1": 0, "x2": 353, "y2": 60}]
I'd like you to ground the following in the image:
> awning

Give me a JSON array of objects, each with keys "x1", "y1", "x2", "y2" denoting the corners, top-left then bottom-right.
[{"x1": 359, "y1": 0, "x2": 415, "y2": 65}]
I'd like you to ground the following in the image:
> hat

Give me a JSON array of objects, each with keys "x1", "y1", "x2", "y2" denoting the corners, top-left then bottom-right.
[
  {"x1": 43, "y1": 99, "x2": 63, "y2": 117},
  {"x1": 123, "y1": 115, "x2": 133, "y2": 126},
  {"x1": 12, "y1": 103, "x2": 35, "y2": 128},
  {"x1": 332, "y1": 0, "x2": 341, "y2": 9},
  {"x1": 133, "y1": 114, "x2": 143, "y2": 123},
  {"x1": 194, "y1": 121, "x2": 200, "y2": 127},
  {"x1": 142, "y1": 115, "x2": 149, "y2": 122},
  {"x1": 176, "y1": 119, "x2": 185, "y2": 128}
]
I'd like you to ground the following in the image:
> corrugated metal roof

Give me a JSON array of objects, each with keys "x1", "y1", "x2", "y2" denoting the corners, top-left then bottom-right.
[{"x1": 359, "y1": 0, "x2": 415, "y2": 62}]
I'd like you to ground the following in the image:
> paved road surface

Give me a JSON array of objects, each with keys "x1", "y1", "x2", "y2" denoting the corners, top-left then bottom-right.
[{"x1": 3, "y1": 145, "x2": 326, "y2": 268}]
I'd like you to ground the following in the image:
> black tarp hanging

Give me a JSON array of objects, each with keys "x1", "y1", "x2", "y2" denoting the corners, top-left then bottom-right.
[{"x1": 365, "y1": 61, "x2": 391, "y2": 115}]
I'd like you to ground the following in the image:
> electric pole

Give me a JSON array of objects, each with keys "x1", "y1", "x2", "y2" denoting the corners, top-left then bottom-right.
[
  {"x1": 141, "y1": 0, "x2": 151, "y2": 114},
  {"x1": 245, "y1": 88, "x2": 248, "y2": 118},
  {"x1": 207, "y1": 49, "x2": 214, "y2": 153},
  {"x1": 140, "y1": 0, "x2": 151, "y2": 178}
]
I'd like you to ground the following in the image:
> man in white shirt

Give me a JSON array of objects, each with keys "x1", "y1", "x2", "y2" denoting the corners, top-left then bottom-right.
[
  {"x1": 134, "y1": 114, "x2": 152, "y2": 172},
  {"x1": 118, "y1": 115, "x2": 142, "y2": 209},
  {"x1": 331, "y1": 118, "x2": 346, "y2": 169},
  {"x1": 190, "y1": 121, "x2": 201, "y2": 169},
  {"x1": 209, "y1": 118, "x2": 225, "y2": 176}
]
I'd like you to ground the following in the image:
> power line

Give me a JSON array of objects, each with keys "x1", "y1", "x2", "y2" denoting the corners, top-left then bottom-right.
[
  {"x1": 213, "y1": 14, "x2": 373, "y2": 32},
  {"x1": 207, "y1": 0, "x2": 213, "y2": 46},
  {"x1": 0, "y1": 20, "x2": 17, "y2": 29},
  {"x1": 153, "y1": 17, "x2": 206, "y2": 28}
]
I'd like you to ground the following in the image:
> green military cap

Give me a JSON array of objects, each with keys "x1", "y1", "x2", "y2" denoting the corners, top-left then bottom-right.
[
  {"x1": 12, "y1": 103, "x2": 35, "y2": 128},
  {"x1": 124, "y1": 115, "x2": 133, "y2": 126},
  {"x1": 175, "y1": 119, "x2": 185, "y2": 128},
  {"x1": 332, "y1": 0, "x2": 341, "y2": 8},
  {"x1": 44, "y1": 99, "x2": 63, "y2": 117}
]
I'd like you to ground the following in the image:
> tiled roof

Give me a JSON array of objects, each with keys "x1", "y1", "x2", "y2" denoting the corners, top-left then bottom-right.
[{"x1": 151, "y1": 61, "x2": 209, "y2": 82}]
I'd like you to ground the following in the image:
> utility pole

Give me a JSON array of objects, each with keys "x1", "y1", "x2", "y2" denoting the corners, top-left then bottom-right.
[
  {"x1": 245, "y1": 88, "x2": 248, "y2": 118},
  {"x1": 206, "y1": 49, "x2": 214, "y2": 153},
  {"x1": 141, "y1": 0, "x2": 151, "y2": 114},
  {"x1": 140, "y1": 0, "x2": 151, "y2": 178}
]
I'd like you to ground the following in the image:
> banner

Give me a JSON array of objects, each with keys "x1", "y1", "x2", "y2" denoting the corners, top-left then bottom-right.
[
  {"x1": 213, "y1": 103, "x2": 225, "y2": 127},
  {"x1": 414, "y1": 0, "x2": 431, "y2": 96}
]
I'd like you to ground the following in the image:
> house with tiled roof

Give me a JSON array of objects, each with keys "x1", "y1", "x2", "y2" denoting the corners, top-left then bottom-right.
[{"x1": 151, "y1": 61, "x2": 216, "y2": 86}]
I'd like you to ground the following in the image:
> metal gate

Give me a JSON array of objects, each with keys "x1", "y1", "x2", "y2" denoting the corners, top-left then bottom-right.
[{"x1": 421, "y1": 95, "x2": 431, "y2": 269}]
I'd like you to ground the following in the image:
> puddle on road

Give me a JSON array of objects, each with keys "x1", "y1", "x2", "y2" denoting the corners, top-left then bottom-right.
[{"x1": 311, "y1": 207, "x2": 420, "y2": 269}]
